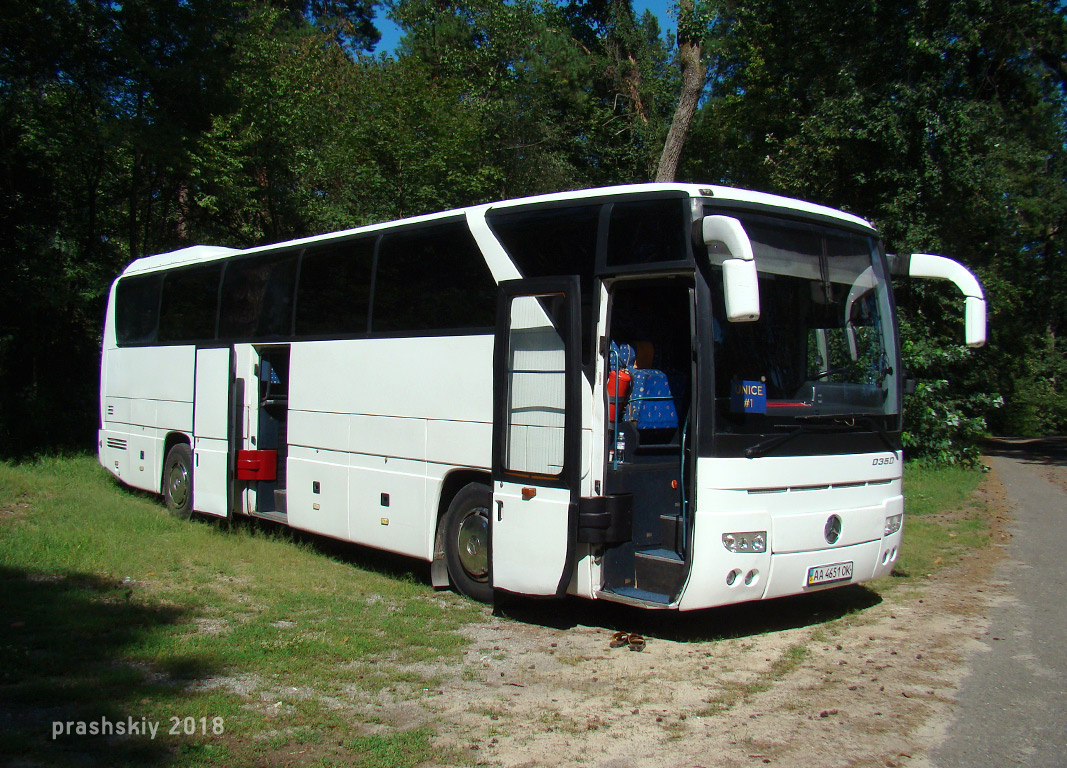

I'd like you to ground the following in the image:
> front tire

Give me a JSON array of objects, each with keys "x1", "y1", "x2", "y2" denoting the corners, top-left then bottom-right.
[
  {"x1": 443, "y1": 483, "x2": 493, "y2": 603},
  {"x1": 163, "y1": 443, "x2": 194, "y2": 520}
]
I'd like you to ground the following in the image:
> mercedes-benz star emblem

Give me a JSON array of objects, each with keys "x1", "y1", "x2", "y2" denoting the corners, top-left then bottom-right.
[{"x1": 824, "y1": 514, "x2": 842, "y2": 545}]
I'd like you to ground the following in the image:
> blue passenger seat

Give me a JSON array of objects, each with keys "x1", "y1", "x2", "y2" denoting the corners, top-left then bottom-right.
[
  {"x1": 610, "y1": 341, "x2": 636, "y2": 372},
  {"x1": 627, "y1": 367, "x2": 679, "y2": 430},
  {"x1": 611, "y1": 340, "x2": 678, "y2": 431}
]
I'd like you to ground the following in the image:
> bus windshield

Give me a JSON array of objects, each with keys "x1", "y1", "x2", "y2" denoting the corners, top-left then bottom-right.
[{"x1": 706, "y1": 211, "x2": 899, "y2": 442}]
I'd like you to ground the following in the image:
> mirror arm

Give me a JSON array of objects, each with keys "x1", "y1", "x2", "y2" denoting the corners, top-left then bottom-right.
[{"x1": 897, "y1": 252, "x2": 987, "y2": 348}]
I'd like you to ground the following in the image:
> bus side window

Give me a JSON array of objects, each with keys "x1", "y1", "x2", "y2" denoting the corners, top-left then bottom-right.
[
  {"x1": 606, "y1": 198, "x2": 688, "y2": 267},
  {"x1": 295, "y1": 238, "x2": 374, "y2": 337},
  {"x1": 115, "y1": 273, "x2": 161, "y2": 346},
  {"x1": 488, "y1": 204, "x2": 599, "y2": 364},
  {"x1": 159, "y1": 264, "x2": 222, "y2": 344},
  {"x1": 372, "y1": 221, "x2": 496, "y2": 334},
  {"x1": 219, "y1": 250, "x2": 298, "y2": 340}
]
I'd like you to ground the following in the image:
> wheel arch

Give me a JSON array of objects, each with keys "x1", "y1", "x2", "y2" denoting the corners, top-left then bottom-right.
[
  {"x1": 430, "y1": 469, "x2": 491, "y2": 588},
  {"x1": 160, "y1": 432, "x2": 191, "y2": 495}
]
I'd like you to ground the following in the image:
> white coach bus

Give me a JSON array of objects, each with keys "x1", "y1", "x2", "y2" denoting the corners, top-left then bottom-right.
[{"x1": 98, "y1": 183, "x2": 986, "y2": 609}]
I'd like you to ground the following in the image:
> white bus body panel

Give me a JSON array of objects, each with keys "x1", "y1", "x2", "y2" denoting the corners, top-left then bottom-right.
[
  {"x1": 285, "y1": 336, "x2": 494, "y2": 559},
  {"x1": 99, "y1": 345, "x2": 196, "y2": 492},
  {"x1": 678, "y1": 452, "x2": 903, "y2": 611}
]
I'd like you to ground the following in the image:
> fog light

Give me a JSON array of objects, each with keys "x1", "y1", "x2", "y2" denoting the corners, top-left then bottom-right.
[
  {"x1": 726, "y1": 568, "x2": 741, "y2": 586},
  {"x1": 884, "y1": 513, "x2": 903, "y2": 536},
  {"x1": 722, "y1": 531, "x2": 768, "y2": 553}
]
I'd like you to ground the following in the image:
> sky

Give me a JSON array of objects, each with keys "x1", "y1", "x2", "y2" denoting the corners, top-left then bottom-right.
[{"x1": 370, "y1": 0, "x2": 677, "y2": 56}]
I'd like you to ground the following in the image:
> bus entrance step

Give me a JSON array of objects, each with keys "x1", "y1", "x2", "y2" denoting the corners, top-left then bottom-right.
[
  {"x1": 634, "y1": 547, "x2": 686, "y2": 596},
  {"x1": 659, "y1": 514, "x2": 683, "y2": 550},
  {"x1": 599, "y1": 586, "x2": 671, "y2": 606}
]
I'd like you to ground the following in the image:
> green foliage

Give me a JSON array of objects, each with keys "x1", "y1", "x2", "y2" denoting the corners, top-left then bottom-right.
[
  {"x1": 896, "y1": 282, "x2": 1002, "y2": 466},
  {"x1": 995, "y1": 334, "x2": 1067, "y2": 436},
  {"x1": 685, "y1": 0, "x2": 1067, "y2": 457},
  {"x1": 1, "y1": 0, "x2": 1064, "y2": 457},
  {"x1": 0, "y1": 0, "x2": 247, "y2": 455}
]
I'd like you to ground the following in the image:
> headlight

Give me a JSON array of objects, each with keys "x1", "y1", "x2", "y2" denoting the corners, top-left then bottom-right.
[
  {"x1": 884, "y1": 513, "x2": 903, "y2": 536},
  {"x1": 722, "y1": 531, "x2": 767, "y2": 553}
]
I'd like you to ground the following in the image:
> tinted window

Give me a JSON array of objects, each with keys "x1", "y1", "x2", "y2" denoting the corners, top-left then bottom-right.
[
  {"x1": 159, "y1": 264, "x2": 221, "y2": 343},
  {"x1": 219, "y1": 250, "x2": 298, "y2": 340},
  {"x1": 295, "y1": 237, "x2": 374, "y2": 336},
  {"x1": 488, "y1": 204, "x2": 601, "y2": 365},
  {"x1": 115, "y1": 273, "x2": 161, "y2": 345},
  {"x1": 488, "y1": 204, "x2": 599, "y2": 281},
  {"x1": 372, "y1": 221, "x2": 496, "y2": 333},
  {"x1": 606, "y1": 198, "x2": 689, "y2": 267}
]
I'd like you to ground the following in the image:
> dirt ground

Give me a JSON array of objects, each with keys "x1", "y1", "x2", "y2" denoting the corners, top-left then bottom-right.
[{"x1": 385, "y1": 469, "x2": 1015, "y2": 768}]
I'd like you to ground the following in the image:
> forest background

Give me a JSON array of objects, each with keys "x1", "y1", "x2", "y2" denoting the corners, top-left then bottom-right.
[{"x1": 1, "y1": 0, "x2": 1064, "y2": 464}]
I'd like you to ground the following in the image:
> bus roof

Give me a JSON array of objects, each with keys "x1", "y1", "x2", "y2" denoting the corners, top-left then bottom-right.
[{"x1": 119, "y1": 183, "x2": 877, "y2": 277}]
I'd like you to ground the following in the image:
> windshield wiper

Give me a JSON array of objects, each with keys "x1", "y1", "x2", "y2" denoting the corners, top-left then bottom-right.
[
  {"x1": 795, "y1": 413, "x2": 899, "y2": 452},
  {"x1": 744, "y1": 414, "x2": 898, "y2": 459},
  {"x1": 744, "y1": 423, "x2": 837, "y2": 458}
]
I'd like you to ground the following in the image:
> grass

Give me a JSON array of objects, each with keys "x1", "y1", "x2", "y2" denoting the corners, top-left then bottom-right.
[
  {"x1": 896, "y1": 462, "x2": 990, "y2": 581},
  {"x1": 0, "y1": 454, "x2": 483, "y2": 767}
]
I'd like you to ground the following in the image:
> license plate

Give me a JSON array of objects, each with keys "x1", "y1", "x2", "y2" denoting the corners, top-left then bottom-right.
[{"x1": 807, "y1": 561, "x2": 854, "y2": 586}]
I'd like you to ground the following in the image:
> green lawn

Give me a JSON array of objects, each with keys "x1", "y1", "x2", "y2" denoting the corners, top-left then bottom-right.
[
  {"x1": 0, "y1": 455, "x2": 483, "y2": 767},
  {"x1": 896, "y1": 462, "x2": 990, "y2": 580}
]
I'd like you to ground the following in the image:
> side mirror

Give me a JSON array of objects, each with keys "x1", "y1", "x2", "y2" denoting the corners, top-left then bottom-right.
[
  {"x1": 892, "y1": 253, "x2": 987, "y2": 348},
  {"x1": 701, "y1": 215, "x2": 760, "y2": 322},
  {"x1": 908, "y1": 253, "x2": 987, "y2": 348}
]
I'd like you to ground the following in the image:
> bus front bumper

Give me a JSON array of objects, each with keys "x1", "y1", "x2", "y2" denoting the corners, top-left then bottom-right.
[{"x1": 676, "y1": 515, "x2": 903, "y2": 611}]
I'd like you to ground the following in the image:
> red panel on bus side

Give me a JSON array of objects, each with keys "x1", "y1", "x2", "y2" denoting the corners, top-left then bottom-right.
[{"x1": 236, "y1": 450, "x2": 278, "y2": 481}]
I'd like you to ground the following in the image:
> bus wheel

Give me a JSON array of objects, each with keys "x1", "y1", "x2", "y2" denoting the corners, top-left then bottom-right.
[
  {"x1": 443, "y1": 483, "x2": 493, "y2": 603},
  {"x1": 163, "y1": 443, "x2": 194, "y2": 520}
]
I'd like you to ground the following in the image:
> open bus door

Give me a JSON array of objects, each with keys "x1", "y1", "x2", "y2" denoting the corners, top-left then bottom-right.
[
  {"x1": 192, "y1": 346, "x2": 235, "y2": 518},
  {"x1": 491, "y1": 278, "x2": 582, "y2": 597}
]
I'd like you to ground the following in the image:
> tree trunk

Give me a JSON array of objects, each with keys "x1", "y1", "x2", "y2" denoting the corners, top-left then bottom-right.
[{"x1": 655, "y1": 0, "x2": 706, "y2": 182}]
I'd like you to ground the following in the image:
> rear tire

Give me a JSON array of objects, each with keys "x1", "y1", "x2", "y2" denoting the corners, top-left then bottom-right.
[
  {"x1": 443, "y1": 482, "x2": 493, "y2": 603},
  {"x1": 163, "y1": 443, "x2": 194, "y2": 520}
]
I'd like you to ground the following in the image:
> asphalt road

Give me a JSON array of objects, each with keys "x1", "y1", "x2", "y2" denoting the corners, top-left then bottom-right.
[{"x1": 932, "y1": 438, "x2": 1067, "y2": 768}]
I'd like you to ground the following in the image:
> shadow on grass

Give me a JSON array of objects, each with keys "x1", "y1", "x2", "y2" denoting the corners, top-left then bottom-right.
[
  {"x1": 214, "y1": 515, "x2": 880, "y2": 642},
  {"x1": 493, "y1": 584, "x2": 883, "y2": 643},
  {"x1": 0, "y1": 565, "x2": 212, "y2": 767},
  {"x1": 225, "y1": 513, "x2": 436, "y2": 586}
]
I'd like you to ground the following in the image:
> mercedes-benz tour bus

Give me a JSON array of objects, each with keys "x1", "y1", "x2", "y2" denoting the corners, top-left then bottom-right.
[{"x1": 98, "y1": 183, "x2": 986, "y2": 609}]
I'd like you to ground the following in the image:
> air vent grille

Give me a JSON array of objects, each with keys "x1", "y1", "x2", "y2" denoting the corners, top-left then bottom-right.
[{"x1": 748, "y1": 480, "x2": 891, "y2": 494}]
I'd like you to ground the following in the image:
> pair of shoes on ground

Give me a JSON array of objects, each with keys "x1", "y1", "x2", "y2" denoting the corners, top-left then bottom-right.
[{"x1": 609, "y1": 631, "x2": 646, "y2": 651}]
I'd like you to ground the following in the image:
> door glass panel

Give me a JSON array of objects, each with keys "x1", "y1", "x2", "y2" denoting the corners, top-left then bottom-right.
[{"x1": 504, "y1": 294, "x2": 567, "y2": 476}]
